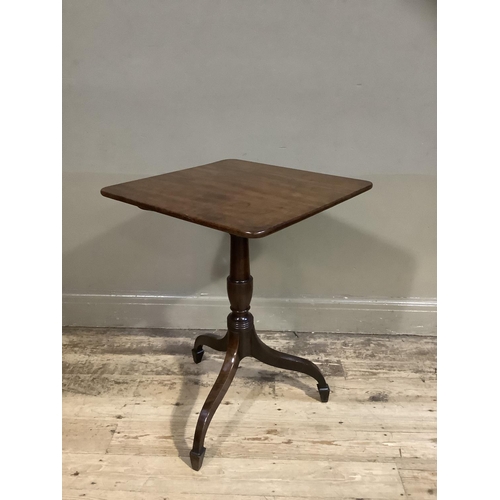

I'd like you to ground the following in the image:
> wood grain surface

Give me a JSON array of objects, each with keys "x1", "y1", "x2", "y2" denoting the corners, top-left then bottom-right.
[
  {"x1": 63, "y1": 328, "x2": 436, "y2": 499},
  {"x1": 100, "y1": 159, "x2": 372, "y2": 238}
]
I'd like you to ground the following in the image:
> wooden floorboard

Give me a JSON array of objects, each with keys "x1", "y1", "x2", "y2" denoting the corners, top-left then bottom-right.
[{"x1": 62, "y1": 328, "x2": 436, "y2": 499}]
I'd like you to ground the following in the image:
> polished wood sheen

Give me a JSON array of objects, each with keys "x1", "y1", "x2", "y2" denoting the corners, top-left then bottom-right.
[
  {"x1": 100, "y1": 159, "x2": 372, "y2": 238},
  {"x1": 189, "y1": 235, "x2": 330, "y2": 470},
  {"x1": 100, "y1": 159, "x2": 373, "y2": 471}
]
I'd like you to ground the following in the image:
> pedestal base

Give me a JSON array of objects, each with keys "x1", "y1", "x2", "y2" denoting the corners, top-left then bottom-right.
[{"x1": 188, "y1": 234, "x2": 330, "y2": 471}]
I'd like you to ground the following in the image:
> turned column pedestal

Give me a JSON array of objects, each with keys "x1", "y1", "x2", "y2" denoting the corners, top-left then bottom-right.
[{"x1": 189, "y1": 235, "x2": 330, "y2": 470}]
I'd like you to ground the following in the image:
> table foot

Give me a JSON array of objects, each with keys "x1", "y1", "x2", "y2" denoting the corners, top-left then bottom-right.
[
  {"x1": 189, "y1": 447, "x2": 206, "y2": 471},
  {"x1": 192, "y1": 332, "x2": 229, "y2": 363},
  {"x1": 317, "y1": 384, "x2": 330, "y2": 403},
  {"x1": 192, "y1": 346, "x2": 204, "y2": 364},
  {"x1": 190, "y1": 331, "x2": 240, "y2": 471}
]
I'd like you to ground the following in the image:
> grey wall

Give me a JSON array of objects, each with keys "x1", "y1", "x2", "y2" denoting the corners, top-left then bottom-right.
[{"x1": 63, "y1": 0, "x2": 436, "y2": 334}]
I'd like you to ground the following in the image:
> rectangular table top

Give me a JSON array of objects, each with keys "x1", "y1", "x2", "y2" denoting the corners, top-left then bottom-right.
[{"x1": 101, "y1": 159, "x2": 372, "y2": 238}]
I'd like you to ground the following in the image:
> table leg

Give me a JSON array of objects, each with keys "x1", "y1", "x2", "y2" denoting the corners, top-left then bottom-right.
[
  {"x1": 189, "y1": 331, "x2": 240, "y2": 471},
  {"x1": 192, "y1": 331, "x2": 229, "y2": 363},
  {"x1": 250, "y1": 328, "x2": 330, "y2": 402}
]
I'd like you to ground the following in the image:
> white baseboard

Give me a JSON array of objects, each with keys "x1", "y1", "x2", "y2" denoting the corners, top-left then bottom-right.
[{"x1": 62, "y1": 293, "x2": 436, "y2": 336}]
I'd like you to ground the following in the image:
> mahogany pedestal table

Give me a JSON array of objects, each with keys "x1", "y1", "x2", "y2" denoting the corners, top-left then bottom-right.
[{"x1": 101, "y1": 159, "x2": 372, "y2": 471}]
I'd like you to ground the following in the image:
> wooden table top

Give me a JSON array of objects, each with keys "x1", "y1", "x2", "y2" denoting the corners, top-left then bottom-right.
[{"x1": 101, "y1": 159, "x2": 372, "y2": 238}]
